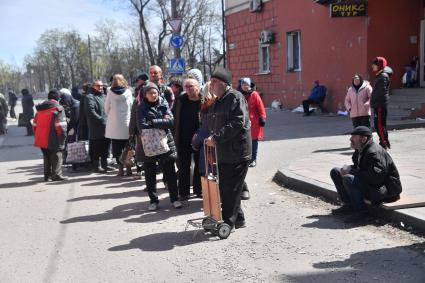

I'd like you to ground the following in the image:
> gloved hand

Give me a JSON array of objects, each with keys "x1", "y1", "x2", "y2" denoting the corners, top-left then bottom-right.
[{"x1": 259, "y1": 117, "x2": 266, "y2": 127}]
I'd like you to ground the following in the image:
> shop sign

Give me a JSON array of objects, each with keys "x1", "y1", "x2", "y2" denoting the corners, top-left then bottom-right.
[{"x1": 330, "y1": 2, "x2": 367, "y2": 17}]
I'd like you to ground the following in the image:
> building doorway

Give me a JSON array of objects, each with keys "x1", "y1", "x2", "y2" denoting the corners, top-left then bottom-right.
[{"x1": 420, "y1": 20, "x2": 425, "y2": 87}]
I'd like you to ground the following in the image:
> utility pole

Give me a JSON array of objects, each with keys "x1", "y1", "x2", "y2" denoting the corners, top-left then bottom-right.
[
  {"x1": 171, "y1": 0, "x2": 181, "y2": 58},
  {"x1": 88, "y1": 35, "x2": 93, "y2": 81},
  {"x1": 222, "y1": 0, "x2": 226, "y2": 68}
]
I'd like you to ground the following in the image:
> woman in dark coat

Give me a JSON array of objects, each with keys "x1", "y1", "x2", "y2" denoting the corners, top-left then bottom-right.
[
  {"x1": 21, "y1": 88, "x2": 34, "y2": 136},
  {"x1": 137, "y1": 82, "x2": 181, "y2": 211}
]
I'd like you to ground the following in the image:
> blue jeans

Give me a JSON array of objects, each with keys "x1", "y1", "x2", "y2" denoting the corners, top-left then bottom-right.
[{"x1": 330, "y1": 167, "x2": 371, "y2": 211}]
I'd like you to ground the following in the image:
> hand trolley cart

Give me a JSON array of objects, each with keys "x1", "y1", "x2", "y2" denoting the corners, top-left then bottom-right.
[{"x1": 186, "y1": 140, "x2": 232, "y2": 239}]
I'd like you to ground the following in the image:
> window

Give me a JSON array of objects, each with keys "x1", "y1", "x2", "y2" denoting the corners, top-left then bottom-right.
[
  {"x1": 287, "y1": 31, "x2": 301, "y2": 72},
  {"x1": 259, "y1": 44, "x2": 270, "y2": 73}
]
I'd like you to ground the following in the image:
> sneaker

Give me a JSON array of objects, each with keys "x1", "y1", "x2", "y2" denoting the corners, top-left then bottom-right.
[
  {"x1": 249, "y1": 160, "x2": 256, "y2": 167},
  {"x1": 172, "y1": 201, "x2": 183, "y2": 209},
  {"x1": 331, "y1": 205, "x2": 353, "y2": 215},
  {"x1": 51, "y1": 176, "x2": 68, "y2": 181},
  {"x1": 148, "y1": 203, "x2": 158, "y2": 211}
]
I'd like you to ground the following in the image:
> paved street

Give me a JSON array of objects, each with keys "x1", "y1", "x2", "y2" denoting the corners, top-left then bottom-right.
[{"x1": 1, "y1": 107, "x2": 425, "y2": 282}]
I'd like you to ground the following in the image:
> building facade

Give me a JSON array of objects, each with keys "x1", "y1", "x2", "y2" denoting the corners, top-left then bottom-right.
[{"x1": 225, "y1": 0, "x2": 425, "y2": 112}]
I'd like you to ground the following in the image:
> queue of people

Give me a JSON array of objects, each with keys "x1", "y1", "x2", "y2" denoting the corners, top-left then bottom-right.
[{"x1": 26, "y1": 65, "x2": 264, "y2": 234}]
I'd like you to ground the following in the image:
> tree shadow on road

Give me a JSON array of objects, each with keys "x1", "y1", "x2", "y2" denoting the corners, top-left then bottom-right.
[
  {"x1": 108, "y1": 230, "x2": 217, "y2": 252},
  {"x1": 67, "y1": 189, "x2": 146, "y2": 202}
]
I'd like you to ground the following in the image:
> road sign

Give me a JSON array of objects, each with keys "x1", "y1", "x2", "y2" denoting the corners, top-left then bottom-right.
[
  {"x1": 168, "y1": 18, "x2": 182, "y2": 33},
  {"x1": 170, "y1": 34, "x2": 184, "y2": 49},
  {"x1": 169, "y1": 58, "x2": 185, "y2": 74}
]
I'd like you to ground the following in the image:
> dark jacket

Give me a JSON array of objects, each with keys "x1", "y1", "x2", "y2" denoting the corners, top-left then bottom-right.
[
  {"x1": 85, "y1": 89, "x2": 107, "y2": 140},
  {"x1": 8, "y1": 91, "x2": 18, "y2": 106},
  {"x1": 78, "y1": 94, "x2": 89, "y2": 140},
  {"x1": 136, "y1": 96, "x2": 177, "y2": 162},
  {"x1": 371, "y1": 66, "x2": 393, "y2": 108},
  {"x1": 59, "y1": 94, "x2": 80, "y2": 132},
  {"x1": 207, "y1": 88, "x2": 251, "y2": 164},
  {"x1": 33, "y1": 100, "x2": 67, "y2": 150},
  {"x1": 22, "y1": 93, "x2": 34, "y2": 119},
  {"x1": 350, "y1": 139, "x2": 402, "y2": 203},
  {"x1": 173, "y1": 92, "x2": 201, "y2": 151}
]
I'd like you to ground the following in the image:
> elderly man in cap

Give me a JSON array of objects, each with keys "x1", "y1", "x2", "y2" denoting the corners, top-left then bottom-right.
[
  {"x1": 206, "y1": 67, "x2": 251, "y2": 231},
  {"x1": 330, "y1": 126, "x2": 402, "y2": 222}
]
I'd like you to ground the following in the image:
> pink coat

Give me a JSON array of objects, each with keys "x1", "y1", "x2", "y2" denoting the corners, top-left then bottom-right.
[
  {"x1": 245, "y1": 91, "x2": 266, "y2": 140},
  {"x1": 345, "y1": 81, "x2": 372, "y2": 118}
]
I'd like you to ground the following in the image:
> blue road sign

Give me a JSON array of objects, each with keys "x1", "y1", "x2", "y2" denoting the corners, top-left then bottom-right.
[
  {"x1": 169, "y1": 58, "x2": 185, "y2": 74},
  {"x1": 170, "y1": 34, "x2": 184, "y2": 49}
]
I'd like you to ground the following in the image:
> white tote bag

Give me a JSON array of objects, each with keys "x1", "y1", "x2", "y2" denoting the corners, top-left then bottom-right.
[{"x1": 140, "y1": 128, "x2": 169, "y2": 157}]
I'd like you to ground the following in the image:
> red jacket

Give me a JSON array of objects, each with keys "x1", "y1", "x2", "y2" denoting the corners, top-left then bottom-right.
[
  {"x1": 33, "y1": 100, "x2": 67, "y2": 150},
  {"x1": 244, "y1": 90, "x2": 266, "y2": 140}
]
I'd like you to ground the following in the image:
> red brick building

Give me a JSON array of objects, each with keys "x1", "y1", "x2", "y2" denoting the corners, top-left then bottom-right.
[{"x1": 225, "y1": 0, "x2": 425, "y2": 112}]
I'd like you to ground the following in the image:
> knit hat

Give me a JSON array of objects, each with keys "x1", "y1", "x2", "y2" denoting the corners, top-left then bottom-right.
[
  {"x1": 48, "y1": 89, "x2": 60, "y2": 101},
  {"x1": 371, "y1": 57, "x2": 387, "y2": 70},
  {"x1": 187, "y1": 68, "x2": 204, "y2": 86},
  {"x1": 59, "y1": 88, "x2": 71, "y2": 96},
  {"x1": 211, "y1": 67, "x2": 232, "y2": 86},
  {"x1": 136, "y1": 72, "x2": 149, "y2": 82},
  {"x1": 240, "y1": 77, "x2": 251, "y2": 86},
  {"x1": 142, "y1": 82, "x2": 160, "y2": 96},
  {"x1": 350, "y1": 126, "x2": 372, "y2": 137}
]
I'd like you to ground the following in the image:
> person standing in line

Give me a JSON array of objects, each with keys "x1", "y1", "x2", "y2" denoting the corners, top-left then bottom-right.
[
  {"x1": 345, "y1": 74, "x2": 373, "y2": 128},
  {"x1": 21, "y1": 88, "x2": 34, "y2": 136},
  {"x1": 85, "y1": 80, "x2": 110, "y2": 173},
  {"x1": 33, "y1": 89, "x2": 67, "y2": 181},
  {"x1": 174, "y1": 77, "x2": 202, "y2": 200},
  {"x1": 148, "y1": 65, "x2": 175, "y2": 109},
  {"x1": 371, "y1": 56, "x2": 393, "y2": 149},
  {"x1": 206, "y1": 67, "x2": 251, "y2": 231},
  {"x1": 8, "y1": 89, "x2": 18, "y2": 119},
  {"x1": 105, "y1": 74, "x2": 134, "y2": 176},
  {"x1": 239, "y1": 77, "x2": 266, "y2": 168},
  {"x1": 137, "y1": 82, "x2": 181, "y2": 211},
  {"x1": 0, "y1": 92, "x2": 8, "y2": 135},
  {"x1": 129, "y1": 73, "x2": 149, "y2": 180}
]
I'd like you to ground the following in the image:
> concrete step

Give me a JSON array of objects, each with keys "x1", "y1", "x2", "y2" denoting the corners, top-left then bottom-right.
[{"x1": 392, "y1": 88, "x2": 424, "y2": 96}]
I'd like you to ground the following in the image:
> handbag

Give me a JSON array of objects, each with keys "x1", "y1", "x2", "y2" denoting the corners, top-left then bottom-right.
[
  {"x1": 119, "y1": 144, "x2": 135, "y2": 167},
  {"x1": 66, "y1": 140, "x2": 91, "y2": 163},
  {"x1": 140, "y1": 128, "x2": 169, "y2": 157},
  {"x1": 18, "y1": 113, "x2": 26, "y2": 127}
]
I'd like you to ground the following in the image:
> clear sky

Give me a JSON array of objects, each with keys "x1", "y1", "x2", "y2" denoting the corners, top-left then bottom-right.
[{"x1": 0, "y1": 0, "x2": 130, "y2": 67}]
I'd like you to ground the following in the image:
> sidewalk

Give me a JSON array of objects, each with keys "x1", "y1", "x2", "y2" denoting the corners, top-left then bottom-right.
[{"x1": 273, "y1": 115, "x2": 425, "y2": 233}]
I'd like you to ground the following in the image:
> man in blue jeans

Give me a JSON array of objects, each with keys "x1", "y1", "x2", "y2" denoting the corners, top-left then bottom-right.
[{"x1": 330, "y1": 126, "x2": 402, "y2": 223}]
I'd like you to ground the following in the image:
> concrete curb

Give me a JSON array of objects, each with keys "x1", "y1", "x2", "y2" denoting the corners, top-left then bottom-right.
[
  {"x1": 388, "y1": 121, "x2": 425, "y2": 131},
  {"x1": 273, "y1": 169, "x2": 425, "y2": 234}
]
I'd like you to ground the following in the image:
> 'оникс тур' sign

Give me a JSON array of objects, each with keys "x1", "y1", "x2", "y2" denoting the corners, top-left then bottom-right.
[{"x1": 330, "y1": 2, "x2": 367, "y2": 17}]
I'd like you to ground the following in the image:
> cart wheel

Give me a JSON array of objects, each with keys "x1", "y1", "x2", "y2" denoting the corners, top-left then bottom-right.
[
  {"x1": 202, "y1": 218, "x2": 211, "y2": 231},
  {"x1": 217, "y1": 223, "x2": 232, "y2": 239}
]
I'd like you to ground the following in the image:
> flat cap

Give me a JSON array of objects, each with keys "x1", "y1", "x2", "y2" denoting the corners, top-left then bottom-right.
[
  {"x1": 350, "y1": 126, "x2": 372, "y2": 137},
  {"x1": 211, "y1": 67, "x2": 232, "y2": 85}
]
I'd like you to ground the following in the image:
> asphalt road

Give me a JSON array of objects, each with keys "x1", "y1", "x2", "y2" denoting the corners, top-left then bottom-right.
[{"x1": 1, "y1": 107, "x2": 424, "y2": 282}]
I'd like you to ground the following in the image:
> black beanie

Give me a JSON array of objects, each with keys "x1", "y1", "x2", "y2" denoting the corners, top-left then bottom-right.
[
  {"x1": 48, "y1": 89, "x2": 60, "y2": 101},
  {"x1": 136, "y1": 72, "x2": 149, "y2": 82},
  {"x1": 211, "y1": 67, "x2": 232, "y2": 85}
]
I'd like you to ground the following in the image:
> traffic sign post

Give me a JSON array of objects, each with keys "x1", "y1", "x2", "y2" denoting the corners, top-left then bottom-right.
[
  {"x1": 169, "y1": 58, "x2": 185, "y2": 74},
  {"x1": 170, "y1": 34, "x2": 184, "y2": 49},
  {"x1": 167, "y1": 18, "x2": 182, "y2": 33}
]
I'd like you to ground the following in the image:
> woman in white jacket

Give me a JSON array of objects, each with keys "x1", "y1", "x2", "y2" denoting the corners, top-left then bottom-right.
[
  {"x1": 105, "y1": 74, "x2": 134, "y2": 176},
  {"x1": 345, "y1": 74, "x2": 373, "y2": 128}
]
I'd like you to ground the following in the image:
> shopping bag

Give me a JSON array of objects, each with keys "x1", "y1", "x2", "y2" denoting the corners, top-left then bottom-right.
[
  {"x1": 66, "y1": 140, "x2": 90, "y2": 163},
  {"x1": 18, "y1": 114, "x2": 26, "y2": 127},
  {"x1": 140, "y1": 128, "x2": 169, "y2": 157},
  {"x1": 119, "y1": 144, "x2": 135, "y2": 167}
]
